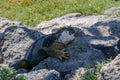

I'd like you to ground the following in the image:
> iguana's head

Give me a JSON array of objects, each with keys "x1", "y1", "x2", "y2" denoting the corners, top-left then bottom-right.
[{"x1": 54, "y1": 26, "x2": 84, "y2": 45}]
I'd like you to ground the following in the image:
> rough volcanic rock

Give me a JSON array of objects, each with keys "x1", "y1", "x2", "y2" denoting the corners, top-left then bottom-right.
[
  {"x1": 23, "y1": 69, "x2": 61, "y2": 80},
  {"x1": 33, "y1": 13, "x2": 120, "y2": 71},
  {"x1": 0, "y1": 18, "x2": 106, "y2": 80},
  {"x1": 0, "y1": 34, "x2": 4, "y2": 63},
  {"x1": 36, "y1": 13, "x2": 120, "y2": 38},
  {"x1": 0, "y1": 17, "x2": 24, "y2": 33},
  {"x1": 0, "y1": 25, "x2": 43, "y2": 64},
  {"x1": 36, "y1": 13, "x2": 105, "y2": 35},
  {"x1": 104, "y1": 7, "x2": 120, "y2": 15},
  {"x1": 100, "y1": 54, "x2": 120, "y2": 80},
  {"x1": 34, "y1": 13, "x2": 120, "y2": 79},
  {"x1": 35, "y1": 13, "x2": 120, "y2": 53},
  {"x1": 65, "y1": 67, "x2": 86, "y2": 80},
  {"x1": 0, "y1": 18, "x2": 26, "y2": 64},
  {"x1": 36, "y1": 13, "x2": 120, "y2": 59}
]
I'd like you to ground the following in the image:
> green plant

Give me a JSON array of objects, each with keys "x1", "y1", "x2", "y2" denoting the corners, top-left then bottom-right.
[
  {"x1": 0, "y1": 0, "x2": 120, "y2": 26},
  {"x1": 0, "y1": 67, "x2": 26, "y2": 80},
  {"x1": 116, "y1": 12, "x2": 120, "y2": 17},
  {"x1": 82, "y1": 60, "x2": 111, "y2": 80}
]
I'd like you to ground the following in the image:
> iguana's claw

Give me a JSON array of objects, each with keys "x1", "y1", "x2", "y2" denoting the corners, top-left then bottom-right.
[{"x1": 58, "y1": 50, "x2": 69, "y2": 60}]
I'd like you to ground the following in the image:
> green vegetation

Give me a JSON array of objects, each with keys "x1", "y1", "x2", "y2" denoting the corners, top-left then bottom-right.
[
  {"x1": 116, "y1": 12, "x2": 120, "y2": 17},
  {"x1": 0, "y1": 67, "x2": 26, "y2": 80},
  {"x1": 0, "y1": 0, "x2": 120, "y2": 26},
  {"x1": 82, "y1": 60, "x2": 110, "y2": 80}
]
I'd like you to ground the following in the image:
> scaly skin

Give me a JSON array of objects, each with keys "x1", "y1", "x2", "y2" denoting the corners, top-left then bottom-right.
[
  {"x1": 10, "y1": 34, "x2": 69, "y2": 70},
  {"x1": 46, "y1": 40, "x2": 69, "y2": 60},
  {"x1": 10, "y1": 27, "x2": 82, "y2": 70}
]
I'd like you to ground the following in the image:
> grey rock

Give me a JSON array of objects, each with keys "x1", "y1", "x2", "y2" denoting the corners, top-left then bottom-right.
[
  {"x1": 0, "y1": 18, "x2": 26, "y2": 64},
  {"x1": 1, "y1": 25, "x2": 43, "y2": 64},
  {"x1": 36, "y1": 13, "x2": 120, "y2": 47},
  {"x1": 16, "y1": 68, "x2": 28, "y2": 74},
  {"x1": 100, "y1": 54, "x2": 120, "y2": 80},
  {"x1": 34, "y1": 13, "x2": 120, "y2": 79},
  {"x1": 0, "y1": 17, "x2": 24, "y2": 33},
  {"x1": 0, "y1": 53, "x2": 3, "y2": 63},
  {"x1": 117, "y1": 39, "x2": 120, "y2": 50},
  {"x1": 0, "y1": 33, "x2": 3, "y2": 39},
  {"x1": 104, "y1": 7, "x2": 120, "y2": 15},
  {"x1": 23, "y1": 69, "x2": 61, "y2": 80},
  {"x1": 0, "y1": 35, "x2": 4, "y2": 64},
  {"x1": 36, "y1": 14, "x2": 105, "y2": 35},
  {"x1": 65, "y1": 67, "x2": 86, "y2": 80},
  {"x1": 36, "y1": 13, "x2": 120, "y2": 59},
  {"x1": 36, "y1": 13, "x2": 120, "y2": 38}
]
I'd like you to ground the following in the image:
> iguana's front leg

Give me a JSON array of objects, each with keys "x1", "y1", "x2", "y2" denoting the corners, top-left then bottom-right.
[
  {"x1": 46, "y1": 40, "x2": 69, "y2": 60},
  {"x1": 47, "y1": 49, "x2": 69, "y2": 60},
  {"x1": 51, "y1": 40, "x2": 65, "y2": 50}
]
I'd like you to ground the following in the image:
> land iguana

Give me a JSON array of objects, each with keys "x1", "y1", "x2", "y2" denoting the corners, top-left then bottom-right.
[{"x1": 10, "y1": 26, "x2": 83, "y2": 70}]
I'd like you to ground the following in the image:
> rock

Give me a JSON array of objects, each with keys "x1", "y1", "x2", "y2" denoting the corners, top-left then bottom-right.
[
  {"x1": 15, "y1": 68, "x2": 28, "y2": 74},
  {"x1": 0, "y1": 17, "x2": 106, "y2": 74},
  {"x1": 0, "y1": 18, "x2": 26, "y2": 64},
  {"x1": 104, "y1": 7, "x2": 120, "y2": 15},
  {"x1": 117, "y1": 39, "x2": 120, "y2": 50},
  {"x1": 34, "y1": 13, "x2": 120, "y2": 79},
  {"x1": 23, "y1": 69, "x2": 61, "y2": 80},
  {"x1": 100, "y1": 54, "x2": 120, "y2": 80},
  {"x1": 36, "y1": 13, "x2": 120, "y2": 38},
  {"x1": 0, "y1": 25, "x2": 43, "y2": 64},
  {"x1": 36, "y1": 14, "x2": 105, "y2": 34},
  {"x1": 65, "y1": 67, "x2": 86, "y2": 80},
  {"x1": 0, "y1": 33, "x2": 3, "y2": 39},
  {"x1": 36, "y1": 12, "x2": 120, "y2": 56},
  {"x1": 0, "y1": 53, "x2": 3, "y2": 63},
  {"x1": 32, "y1": 37, "x2": 105, "y2": 72},
  {"x1": 0, "y1": 17, "x2": 24, "y2": 33},
  {"x1": 92, "y1": 44, "x2": 119, "y2": 59},
  {"x1": 0, "y1": 37, "x2": 4, "y2": 63},
  {"x1": 36, "y1": 13, "x2": 120, "y2": 56}
]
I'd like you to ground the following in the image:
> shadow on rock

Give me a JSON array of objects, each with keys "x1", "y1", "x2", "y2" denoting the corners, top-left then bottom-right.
[
  {"x1": 86, "y1": 20, "x2": 120, "y2": 37},
  {"x1": 84, "y1": 20, "x2": 120, "y2": 59}
]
